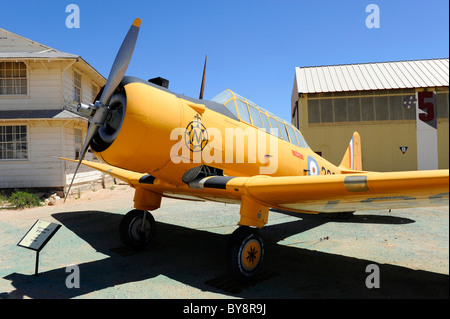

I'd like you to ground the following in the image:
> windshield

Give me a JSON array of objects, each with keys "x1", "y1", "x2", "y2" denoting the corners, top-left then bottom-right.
[{"x1": 211, "y1": 89, "x2": 309, "y2": 148}]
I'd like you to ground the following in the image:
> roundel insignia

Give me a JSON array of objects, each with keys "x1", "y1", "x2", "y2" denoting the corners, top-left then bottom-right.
[
  {"x1": 307, "y1": 156, "x2": 319, "y2": 176},
  {"x1": 185, "y1": 116, "x2": 209, "y2": 152}
]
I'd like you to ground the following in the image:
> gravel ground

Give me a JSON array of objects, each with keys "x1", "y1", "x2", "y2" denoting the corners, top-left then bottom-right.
[{"x1": 0, "y1": 184, "x2": 448, "y2": 299}]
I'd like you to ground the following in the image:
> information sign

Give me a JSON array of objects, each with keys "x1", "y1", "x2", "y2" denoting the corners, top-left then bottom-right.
[
  {"x1": 17, "y1": 220, "x2": 61, "y2": 276},
  {"x1": 18, "y1": 220, "x2": 61, "y2": 252}
]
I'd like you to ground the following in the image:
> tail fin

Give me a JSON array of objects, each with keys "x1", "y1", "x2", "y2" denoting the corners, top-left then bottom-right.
[{"x1": 339, "y1": 132, "x2": 362, "y2": 172}]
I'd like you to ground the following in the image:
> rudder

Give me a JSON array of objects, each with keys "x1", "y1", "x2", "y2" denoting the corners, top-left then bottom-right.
[{"x1": 339, "y1": 132, "x2": 362, "y2": 171}]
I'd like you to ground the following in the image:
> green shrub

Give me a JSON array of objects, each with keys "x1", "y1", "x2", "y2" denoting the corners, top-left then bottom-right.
[
  {"x1": 8, "y1": 191, "x2": 42, "y2": 209},
  {"x1": 0, "y1": 192, "x2": 8, "y2": 206}
]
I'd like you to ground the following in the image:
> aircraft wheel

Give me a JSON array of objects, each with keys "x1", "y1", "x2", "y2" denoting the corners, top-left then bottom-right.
[
  {"x1": 228, "y1": 226, "x2": 264, "y2": 281},
  {"x1": 119, "y1": 209, "x2": 155, "y2": 250}
]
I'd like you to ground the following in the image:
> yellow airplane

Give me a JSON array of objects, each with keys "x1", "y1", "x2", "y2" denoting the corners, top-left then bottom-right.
[{"x1": 63, "y1": 18, "x2": 449, "y2": 281}]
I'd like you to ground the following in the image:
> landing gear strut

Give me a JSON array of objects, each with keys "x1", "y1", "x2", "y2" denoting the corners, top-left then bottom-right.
[
  {"x1": 119, "y1": 209, "x2": 155, "y2": 250},
  {"x1": 228, "y1": 226, "x2": 264, "y2": 281}
]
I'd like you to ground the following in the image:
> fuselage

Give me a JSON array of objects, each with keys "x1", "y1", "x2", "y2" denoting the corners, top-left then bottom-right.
[{"x1": 91, "y1": 76, "x2": 342, "y2": 188}]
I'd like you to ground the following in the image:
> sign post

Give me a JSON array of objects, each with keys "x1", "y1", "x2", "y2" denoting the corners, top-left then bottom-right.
[{"x1": 17, "y1": 220, "x2": 61, "y2": 276}]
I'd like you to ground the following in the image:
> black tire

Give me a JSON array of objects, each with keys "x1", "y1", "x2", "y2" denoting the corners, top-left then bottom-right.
[
  {"x1": 119, "y1": 209, "x2": 155, "y2": 250},
  {"x1": 228, "y1": 226, "x2": 264, "y2": 281}
]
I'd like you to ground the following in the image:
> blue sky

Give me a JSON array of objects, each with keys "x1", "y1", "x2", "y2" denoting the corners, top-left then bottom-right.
[{"x1": 1, "y1": 0, "x2": 448, "y2": 121}]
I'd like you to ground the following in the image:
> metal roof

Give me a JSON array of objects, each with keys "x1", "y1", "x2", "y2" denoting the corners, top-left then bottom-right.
[
  {"x1": 0, "y1": 28, "x2": 105, "y2": 82},
  {"x1": 294, "y1": 59, "x2": 449, "y2": 94},
  {"x1": 0, "y1": 51, "x2": 79, "y2": 59},
  {"x1": 0, "y1": 27, "x2": 78, "y2": 59}
]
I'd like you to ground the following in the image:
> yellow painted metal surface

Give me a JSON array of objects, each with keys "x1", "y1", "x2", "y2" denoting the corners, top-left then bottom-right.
[
  {"x1": 64, "y1": 79, "x2": 449, "y2": 228},
  {"x1": 298, "y1": 93, "x2": 449, "y2": 172}
]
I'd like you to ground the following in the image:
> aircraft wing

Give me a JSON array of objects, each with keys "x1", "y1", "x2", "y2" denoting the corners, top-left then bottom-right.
[
  {"x1": 61, "y1": 158, "x2": 150, "y2": 187},
  {"x1": 62, "y1": 158, "x2": 448, "y2": 213},
  {"x1": 193, "y1": 170, "x2": 449, "y2": 213}
]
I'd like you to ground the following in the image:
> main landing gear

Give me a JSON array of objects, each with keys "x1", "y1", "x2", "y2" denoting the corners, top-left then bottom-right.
[
  {"x1": 119, "y1": 209, "x2": 156, "y2": 250},
  {"x1": 228, "y1": 226, "x2": 264, "y2": 281},
  {"x1": 119, "y1": 210, "x2": 265, "y2": 281}
]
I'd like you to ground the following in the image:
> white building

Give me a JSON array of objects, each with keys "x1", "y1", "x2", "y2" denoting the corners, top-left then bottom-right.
[{"x1": 0, "y1": 28, "x2": 107, "y2": 194}]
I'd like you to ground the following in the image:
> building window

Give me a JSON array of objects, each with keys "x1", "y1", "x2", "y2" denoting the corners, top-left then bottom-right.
[
  {"x1": 307, "y1": 89, "x2": 418, "y2": 124},
  {"x1": 74, "y1": 128, "x2": 82, "y2": 144},
  {"x1": 74, "y1": 128, "x2": 82, "y2": 159},
  {"x1": 292, "y1": 101, "x2": 299, "y2": 128},
  {"x1": 308, "y1": 100, "x2": 320, "y2": 123},
  {"x1": 0, "y1": 125, "x2": 28, "y2": 161},
  {"x1": 0, "y1": 62, "x2": 27, "y2": 95},
  {"x1": 74, "y1": 70, "x2": 82, "y2": 103},
  {"x1": 436, "y1": 90, "x2": 449, "y2": 119}
]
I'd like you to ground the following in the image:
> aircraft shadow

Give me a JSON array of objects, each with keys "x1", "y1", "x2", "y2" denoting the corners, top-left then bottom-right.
[
  {"x1": 266, "y1": 209, "x2": 416, "y2": 244},
  {"x1": 2, "y1": 210, "x2": 448, "y2": 299}
]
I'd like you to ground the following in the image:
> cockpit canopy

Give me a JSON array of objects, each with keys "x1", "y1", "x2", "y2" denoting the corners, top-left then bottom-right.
[{"x1": 211, "y1": 89, "x2": 309, "y2": 149}]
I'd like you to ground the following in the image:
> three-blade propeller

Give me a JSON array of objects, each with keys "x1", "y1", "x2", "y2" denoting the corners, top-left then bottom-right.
[{"x1": 65, "y1": 18, "x2": 141, "y2": 201}]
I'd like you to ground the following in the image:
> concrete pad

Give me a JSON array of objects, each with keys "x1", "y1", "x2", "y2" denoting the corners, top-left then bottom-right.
[{"x1": 0, "y1": 186, "x2": 448, "y2": 299}]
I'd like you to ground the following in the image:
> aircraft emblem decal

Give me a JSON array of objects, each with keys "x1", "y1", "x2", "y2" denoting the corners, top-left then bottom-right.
[
  {"x1": 185, "y1": 114, "x2": 209, "y2": 152},
  {"x1": 307, "y1": 156, "x2": 320, "y2": 176}
]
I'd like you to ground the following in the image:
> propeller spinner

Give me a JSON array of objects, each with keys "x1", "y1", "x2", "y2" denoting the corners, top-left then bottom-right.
[{"x1": 65, "y1": 18, "x2": 141, "y2": 201}]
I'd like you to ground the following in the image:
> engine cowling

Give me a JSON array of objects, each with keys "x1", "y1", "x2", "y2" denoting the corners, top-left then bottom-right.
[
  {"x1": 89, "y1": 78, "x2": 184, "y2": 175},
  {"x1": 91, "y1": 92, "x2": 127, "y2": 152}
]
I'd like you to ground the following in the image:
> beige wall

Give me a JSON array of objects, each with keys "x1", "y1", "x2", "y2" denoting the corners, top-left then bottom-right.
[{"x1": 296, "y1": 89, "x2": 449, "y2": 172}]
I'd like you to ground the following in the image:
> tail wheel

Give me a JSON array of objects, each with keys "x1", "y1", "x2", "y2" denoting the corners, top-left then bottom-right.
[
  {"x1": 228, "y1": 226, "x2": 264, "y2": 281},
  {"x1": 119, "y1": 209, "x2": 155, "y2": 250}
]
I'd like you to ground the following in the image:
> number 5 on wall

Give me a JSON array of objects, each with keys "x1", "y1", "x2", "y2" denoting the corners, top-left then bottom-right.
[{"x1": 417, "y1": 91, "x2": 437, "y2": 128}]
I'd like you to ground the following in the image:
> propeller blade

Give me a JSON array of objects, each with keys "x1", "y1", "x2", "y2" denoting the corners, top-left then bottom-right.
[
  {"x1": 199, "y1": 54, "x2": 207, "y2": 100},
  {"x1": 65, "y1": 104, "x2": 111, "y2": 201},
  {"x1": 65, "y1": 18, "x2": 141, "y2": 202},
  {"x1": 99, "y1": 18, "x2": 141, "y2": 106},
  {"x1": 65, "y1": 122, "x2": 98, "y2": 202}
]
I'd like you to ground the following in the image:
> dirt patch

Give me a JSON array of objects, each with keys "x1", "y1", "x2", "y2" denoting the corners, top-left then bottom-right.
[
  {"x1": 1, "y1": 180, "x2": 135, "y2": 212},
  {"x1": 0, "y1": 183, "x2": 135, "y2": 224},
  {"x1": 58, "y1": 183, "x2": 134, "y2": 206}
]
